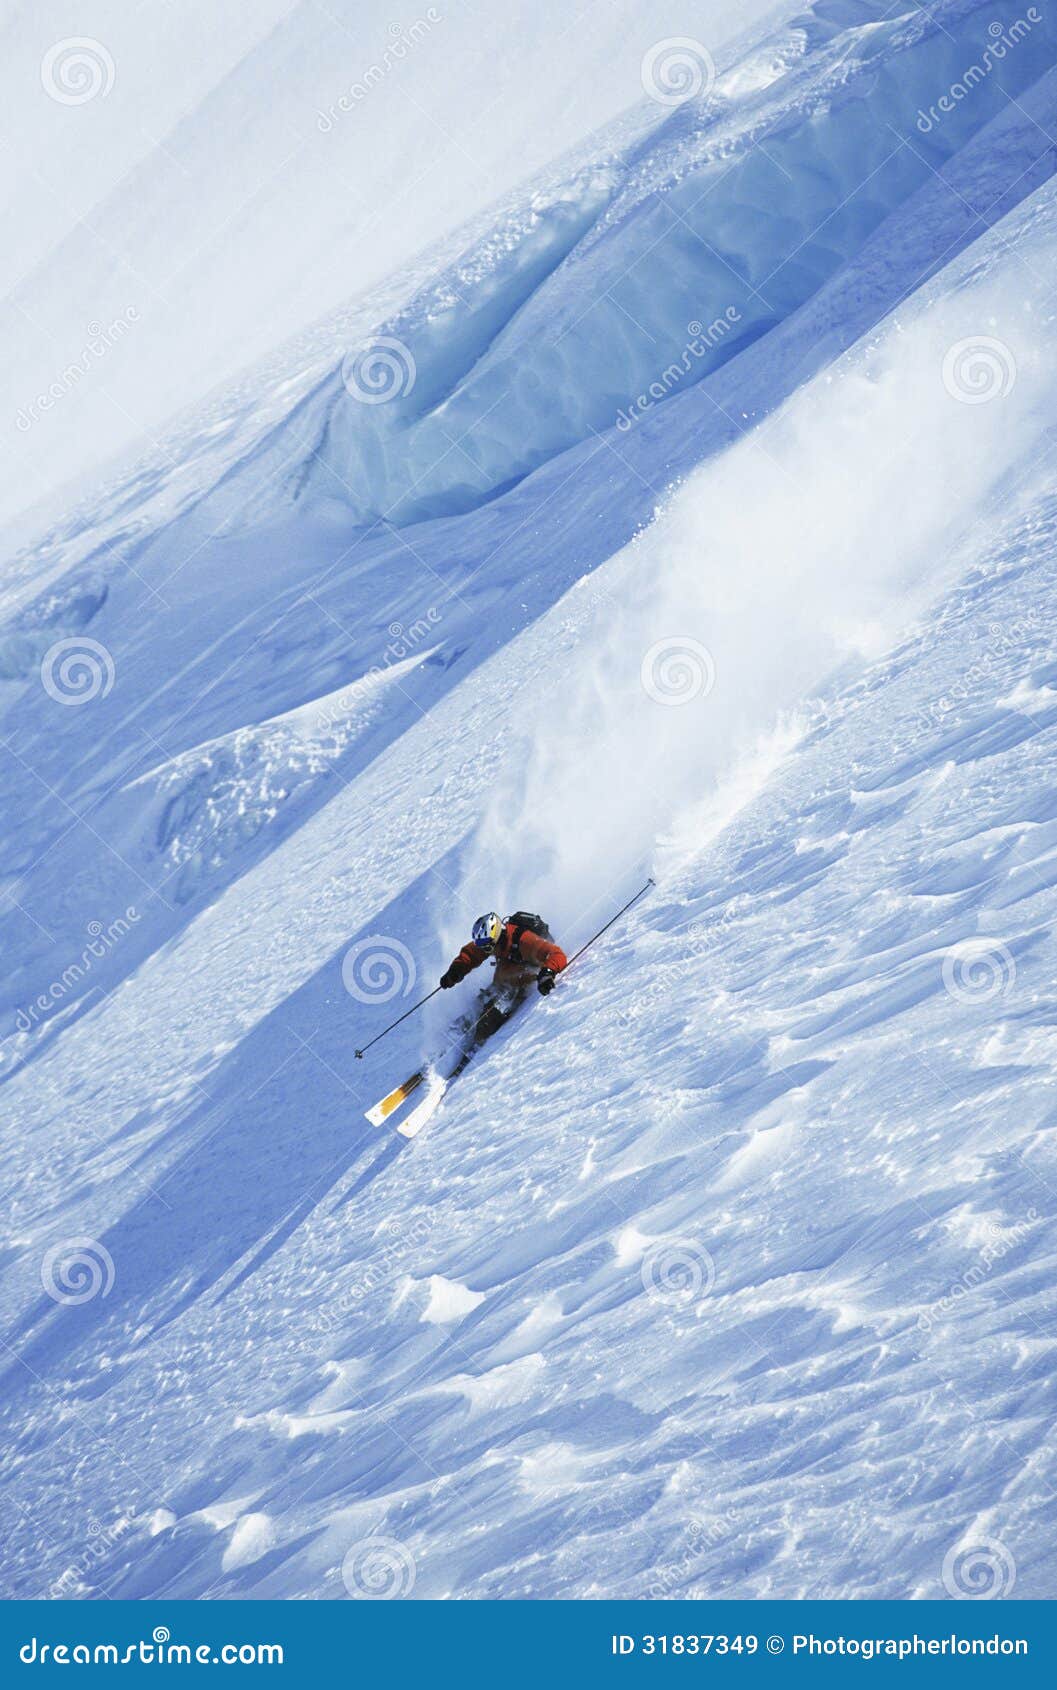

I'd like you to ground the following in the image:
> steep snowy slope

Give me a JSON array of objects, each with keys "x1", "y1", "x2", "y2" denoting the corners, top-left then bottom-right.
[
  {"x1": 1, "y1": 0, "x2": 1056, "y2": 1602},
  {"x1": 3, "y1": 0, "x2": 1054, "y2": 1070},
  {"x1": 1, "y1": 0, "x2": 784, "y2": 534}
]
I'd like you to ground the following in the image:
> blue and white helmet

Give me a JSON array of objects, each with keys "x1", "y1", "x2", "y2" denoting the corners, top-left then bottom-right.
[{"x1": 472, "y1": 911, "x2": 503, "y2": 948}]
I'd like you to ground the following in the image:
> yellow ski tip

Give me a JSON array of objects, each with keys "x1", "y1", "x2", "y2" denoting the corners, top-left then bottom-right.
[{"x1": 365, "y1": 1070, "x2": 424, "y2": 1126}]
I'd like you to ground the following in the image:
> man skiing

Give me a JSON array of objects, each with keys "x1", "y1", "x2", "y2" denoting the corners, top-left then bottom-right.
[
  {"x1": 364, "y1": 913, "x2": 568, "y2": 1137},
  {"x1": 440, "y1": 911, "x2": 568, "y2": 996},
  {"x1": 361, "y1": 885, "x2": 649, "y2": 1139}
]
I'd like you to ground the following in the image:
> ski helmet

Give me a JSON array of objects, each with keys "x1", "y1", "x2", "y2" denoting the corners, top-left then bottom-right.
[{"x1": 472, "y1": 911, "x2": 503, "y2": 948}]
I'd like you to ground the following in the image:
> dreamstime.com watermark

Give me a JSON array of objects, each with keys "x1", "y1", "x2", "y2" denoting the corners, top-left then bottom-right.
[
  {"x1": 317, "y1": 12, "x2": 442, "y2": 130},
  {"x1": 312, "y1": 1215, "x2": 435, "y2": 1333},
  {"x1": 16, "y1": 309, "x2": 140, "y2": 432},
  {"x1": 616, "y1": 312, "x2": 741, "y2": 431},
  {"x1": 618, "y1": 902, "x2": 744, "y2": 1029},
  {"x1": 15, "y1": 909, "x2": 140, "y2": 1033},
  {"x1": 342, "y1": 935, "x2": 417, "y2": 1003},
  {"x1": 917, "y1": 612, "x2": 1041, "y2": 733},
  {"x1": 40, "y1": 38, "x2": 115, "y2": 104},
  {"x1": 641, "y1": 38, "x2": 717, "y2": 106},
  {"x1": 40, "y1": 1238, "x2": 115, "y2": 1306},
  {"x1": 942, "y1": 1537, "x2": 1018, "y2": 1599},
  {"x1": 941, "y1": 938, "x2": 1016, "y2": 1005},
  {"x1": 40, "y1": 636, "x2": 116, "y2": 705},
  {"x1": 342, "y1": 1535, "x2": 417, "y2": 1598},
  {"x1": 641, "y1": 637, "x2": 716, "y2": 706},
  {"x1": 641, "y1": 1236, "x2": 717, "y2": 1305},
  {"x1": 341, "y1": 336, "x2": 417, "y2": 403},
  {"x1": 942, "y1": 335, "x2": 1016, "y2": 403},
  {"x1": 646, "y1": 1511, "x2": 740, "y2": 1597},
  {"x1": 50, "y1": 1513, "x2": 138, "y2": 1598},
  {"x1": 19, "y1": 1627, "x2": 283, "y2": 1666},
  {"x1": 316, "y1": 610, "x2": 442, "y2": 727},
  {"x1": 916, "y1": 11, "x2": 1042, "y2": 133},
  {"x1": 917, "y1": 1210, "x2": 1039, "y2": 1332}
]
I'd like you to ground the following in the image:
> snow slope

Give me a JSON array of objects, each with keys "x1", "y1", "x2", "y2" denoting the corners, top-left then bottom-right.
[
  {"x1": 0, "y1": 0, "x2": 784, "y2": 535},
  {"x1": 1, "y1": 0, "x2": 1056, "y2": 1601}
]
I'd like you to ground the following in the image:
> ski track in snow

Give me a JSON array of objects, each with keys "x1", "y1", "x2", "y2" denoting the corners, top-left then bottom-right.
[{"x1": 1, "y1": 0, "x2": 1057, "y2": 1602}]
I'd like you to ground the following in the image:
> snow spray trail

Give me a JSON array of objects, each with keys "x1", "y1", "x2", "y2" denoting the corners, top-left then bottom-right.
[{"x1": 456, "y1": 252, "x2": 1057, "y2": 949}]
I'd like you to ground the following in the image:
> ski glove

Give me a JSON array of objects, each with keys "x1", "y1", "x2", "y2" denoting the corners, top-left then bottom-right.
[
  {"x1": 537, "y1": 968, "x2": 557, "y2": 996},
  {"x1": 440, "y1": 965, "x2": 462, "y2": 988}
]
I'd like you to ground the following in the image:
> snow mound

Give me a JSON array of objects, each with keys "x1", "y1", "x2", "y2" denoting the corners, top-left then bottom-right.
[
  {"x1": 420, "y1": 1276, "x2": 486, "y2": 1325},
  {"x1": 221, "y1": 1513, "x2": 278, "y2": 1572},
  {"x1": 132, "y1": 652, "x2": 434, "y2": 903}
]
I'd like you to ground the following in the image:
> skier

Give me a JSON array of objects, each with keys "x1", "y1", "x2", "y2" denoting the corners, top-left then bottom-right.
[
  {"x1": 361, "y1": 884, "x2": 651, "y2": 1137},
  {"x1": 440, "y1": 911, "x2": 568, "y2": 997}
]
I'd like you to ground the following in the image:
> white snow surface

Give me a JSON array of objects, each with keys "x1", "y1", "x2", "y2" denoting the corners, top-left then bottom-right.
[
  {"x1": 2, "y1": 0, "x2": 1057, "y2": 1602},
  {"x1": 0, "y1": 0, "x2": 784, "y2": 536}
]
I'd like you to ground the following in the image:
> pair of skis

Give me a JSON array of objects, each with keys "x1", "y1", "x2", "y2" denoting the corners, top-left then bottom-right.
[
  {"x1": 363, "y1": 996, "x2": 518, "y2": 1139},
  {"x1": 365, "y1": 1066, "x2": 444, "y2": 1140}
]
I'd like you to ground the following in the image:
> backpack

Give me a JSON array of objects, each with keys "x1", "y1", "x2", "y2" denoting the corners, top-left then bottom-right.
[{"x1": 505, "y1": 910, "x2": 553, "y2": 961}]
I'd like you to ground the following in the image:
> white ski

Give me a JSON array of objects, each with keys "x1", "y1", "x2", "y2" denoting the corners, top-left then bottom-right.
[{"x1": 395, "y1": 1071, "x2": 448, "y2": 1139}]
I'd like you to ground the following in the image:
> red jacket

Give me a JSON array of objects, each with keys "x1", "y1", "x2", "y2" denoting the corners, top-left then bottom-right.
[{"x1": 446, "y1": 920, "x2": 567, "y2": 984}]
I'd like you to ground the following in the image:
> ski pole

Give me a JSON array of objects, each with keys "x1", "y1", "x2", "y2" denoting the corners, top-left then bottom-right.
[
  {"x1": 354, "y1": 985, "x2": 443, "y2": 1059},
  {"x1": 565, "y1": 877, "x2": 655, "y2": 970}
]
